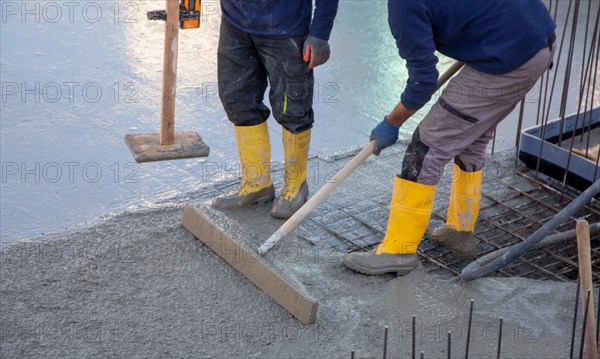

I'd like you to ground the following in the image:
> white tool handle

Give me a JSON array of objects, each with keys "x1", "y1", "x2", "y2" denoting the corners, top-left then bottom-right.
[
  {"x1": 258, "y1": 141, "x2": 376, "y2": 255},
  {"x1": 258, "y1": 61, "x2": 465, "y2": 256}
]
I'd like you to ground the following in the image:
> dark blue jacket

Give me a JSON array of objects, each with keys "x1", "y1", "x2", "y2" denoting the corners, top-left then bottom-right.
[
  {"x1": 221, "y1": 0, "x2": 339, "y2": 41},
  {"x1": 389, "y1": 0, "x2": 556, "y2": 110}
]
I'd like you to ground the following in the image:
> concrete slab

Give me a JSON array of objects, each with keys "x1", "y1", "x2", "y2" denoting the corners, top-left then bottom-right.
[
  {"x1": 1, "y1": 147, "x2": 595, "y2": 357},
  {"x1": 0, "y1": 202, "x2": 585, "y2": 357}
]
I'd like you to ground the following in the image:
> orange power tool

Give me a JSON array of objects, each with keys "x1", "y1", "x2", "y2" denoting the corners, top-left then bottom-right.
[{"x1": 147, "y1": 0, "x2": 201, "y2": 29}]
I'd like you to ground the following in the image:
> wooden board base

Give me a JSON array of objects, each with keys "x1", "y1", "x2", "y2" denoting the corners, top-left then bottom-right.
[
  {"x1": 125, "y1": 131, "x2": 209, "y2": 163},
  {"x1": 181, "y1": 204, "x2": 318, "y2": 325},
  {"x1": 573, "y1": 144, "x2": 600, "y2": 162}
]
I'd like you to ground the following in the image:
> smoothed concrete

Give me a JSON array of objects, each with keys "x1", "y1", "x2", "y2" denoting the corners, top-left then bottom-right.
[{"x1": 0, "y1": 153, "x2": 587, "y2": 357}]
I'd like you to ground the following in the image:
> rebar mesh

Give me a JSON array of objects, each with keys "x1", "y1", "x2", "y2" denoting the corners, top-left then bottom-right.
[{"x1": 419, "y1": 171, "x2": 600, "y2": 284}]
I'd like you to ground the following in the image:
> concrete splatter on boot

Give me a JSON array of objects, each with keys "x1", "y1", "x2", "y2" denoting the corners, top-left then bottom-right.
[
  {"x1": 429, "y1": 165, "x2": 482, "y2": 259},
  {"x1": 343, "y1": 250, "x2": 419, "y2": 275},
  {"x1": 344, "y1": 177, "x2": 436, "y2": 276},
  {"x1": 212, "y1": 186, "x2": 275, "y2": 209},
  {"x1": 271, "y1": 128, "x2": 310, "y2": 219},
  {"x1": 212, "y1": 122, "x2": 275, "y2": 209},
  {"x1": 428, "y1": 225, "x2": 476, "y2": 260}
]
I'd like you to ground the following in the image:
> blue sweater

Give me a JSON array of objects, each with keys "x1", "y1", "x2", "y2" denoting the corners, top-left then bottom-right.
[
  {"x1": 389, "y1": 0, "x2": 556, "y2": 110},
  {"x1": 221, "y1": 0, "x2": 339, "y2": 41}
]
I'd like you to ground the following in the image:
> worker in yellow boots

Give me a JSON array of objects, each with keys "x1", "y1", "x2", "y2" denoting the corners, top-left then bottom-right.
[
  {"x1": 211, "y1": 0, "x2": 339, "y2": 219},
  {"x1": 428, "y1": 166, "x2": 482, "y2": 259},
  {"x1": 343, "y1": 0, "x2": 556, "y2": 275}
]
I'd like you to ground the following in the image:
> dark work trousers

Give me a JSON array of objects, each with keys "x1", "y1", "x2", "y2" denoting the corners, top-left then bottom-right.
[
  {"x1": 401, "y1": 44, "x2": 556, "y2": 185},
  {"x1": 217, "y1": 17, "x2": 314, "y2": 134}
]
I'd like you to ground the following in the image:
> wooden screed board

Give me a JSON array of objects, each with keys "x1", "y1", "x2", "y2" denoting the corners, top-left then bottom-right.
[{"x1": 181, "y1": 204, "x2": 318, "y2": 325}]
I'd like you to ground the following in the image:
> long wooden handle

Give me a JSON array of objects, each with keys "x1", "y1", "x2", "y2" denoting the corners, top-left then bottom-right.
[
  {"x1": 257, "y1": 61, "x2": 465, "y2": 256},
  {"x1": 258, "y1": 141, "x2": 376, "y2": 255},
  {"x1": 577, "y1": 219, "x2": 599, "y2": 359},
  {"x1": 436, "y1": 62, "x2": 464, "y2": 92},
  {"x1": 160, "y1": 0, "x2": 179, "y2": 145}
]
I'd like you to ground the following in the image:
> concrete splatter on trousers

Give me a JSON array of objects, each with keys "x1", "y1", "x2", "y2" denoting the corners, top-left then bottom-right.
[
  {"x1": 217, "y1": 17, "x2": 314, "y2": 134},
  {"x1": 401, "y1": 45, "x2": 556, "y2": 183}
]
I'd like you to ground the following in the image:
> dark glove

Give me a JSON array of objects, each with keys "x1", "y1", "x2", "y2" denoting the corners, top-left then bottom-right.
[
  {"x1": 303, "y1": 35, "x2": 330, "y2": 70},
  {"x1": 370, "y1": 116, "x2": 400, "y2": 155}
]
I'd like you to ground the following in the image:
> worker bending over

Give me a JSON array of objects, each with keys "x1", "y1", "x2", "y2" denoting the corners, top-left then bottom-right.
[{"x1": 344, "y1": 0, "x2": 556, "y2": 275}]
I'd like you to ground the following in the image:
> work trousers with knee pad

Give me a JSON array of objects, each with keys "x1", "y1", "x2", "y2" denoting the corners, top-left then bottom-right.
[
  {"x1": 401, "y1": 45, "x2": 556, "y2": 184},
  {"x1": 217, "y1": 17, "x2": 314, "y2": 134}
]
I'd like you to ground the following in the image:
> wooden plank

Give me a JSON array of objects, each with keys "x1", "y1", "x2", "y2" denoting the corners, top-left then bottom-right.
[
  {"x1": 577, "y1": 220, "x2": 599, "y2": 359},
  {"x1": 573, "y1": 144, "x2": 600, "y2": 162},
  {"x1": 125, "y1": 131, "x2": 209, "y2": 163},
  {"x1": 181, "y1": 204, "x2": 318, "y2": 325}
]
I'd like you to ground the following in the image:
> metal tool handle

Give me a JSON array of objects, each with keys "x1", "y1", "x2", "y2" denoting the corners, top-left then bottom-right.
[{"x1": 258, "y1": 61, "x2": 465, "y2": 256}]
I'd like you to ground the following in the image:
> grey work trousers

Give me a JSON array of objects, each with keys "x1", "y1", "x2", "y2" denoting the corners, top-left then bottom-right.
[{"x1": 401, "y1": 45, "x2": 556, "y2": 185}]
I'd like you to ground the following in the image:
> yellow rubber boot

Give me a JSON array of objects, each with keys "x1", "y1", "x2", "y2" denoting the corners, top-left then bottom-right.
[
  {"x1": 270, "y1": 127, "x2": 310, "y2": 219},
  {"x1": 211, "y1": 122, "x2": 274, "y2": 209},
  {"x1": 376, "y1": 177, "x2": 437, "y2": 254},
  {"x1": 429, "y1": 164, "x2": 482, "y2": 259},
  {"x1": 343, "y1": 177, "x2": 436, "y2": 275}
]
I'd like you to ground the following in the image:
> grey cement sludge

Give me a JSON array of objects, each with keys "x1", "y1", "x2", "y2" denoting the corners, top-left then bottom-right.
[{"x1": 0, "y1": 149, "x2": 588, "y2": 358}]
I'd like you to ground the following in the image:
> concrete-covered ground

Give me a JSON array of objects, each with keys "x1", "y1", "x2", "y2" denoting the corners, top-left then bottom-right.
[
  {"x1": 2, "y1": 0, "x2": 599, "y2": 357},
  {"x1": 0, "y1": 147, "x2": 590, "y2": 358}
]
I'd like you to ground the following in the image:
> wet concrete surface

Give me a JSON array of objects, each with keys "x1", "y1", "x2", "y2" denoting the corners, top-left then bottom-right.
[
  {"x1": 0, "y1": 0, "x2": 433, "y2": 241},
  {"x1": 2, "y1": 0, "x2": 600, "y2": 357},
  {"x1": 2, "y1": 0, "x2": 597, "y2": 243},
  {"x1": 0, "y1": 145, "x2": 593, "y2": 358}
]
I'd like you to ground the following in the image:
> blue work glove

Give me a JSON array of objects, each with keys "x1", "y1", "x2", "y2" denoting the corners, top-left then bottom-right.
[
  {"x1": 370, "y1": 116, "x2": 400, "y2": 155},
  {"x1": 303, "y1": 35, "x2": 330, "y2": 70}
]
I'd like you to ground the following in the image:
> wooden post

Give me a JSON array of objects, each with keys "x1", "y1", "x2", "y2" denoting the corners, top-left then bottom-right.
[
  {"x1": 124, "y1": 0, "x2": 209, "y2": 162},
  {"x1": 160, "y1": 0, "x2": 179, "y2": 145},
  {"x1": 257, "y1": 61, "x2": 466, "y2": 256},
  {"x1": 577, "y1": 219, "x2": 599, "y2": 359}
]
